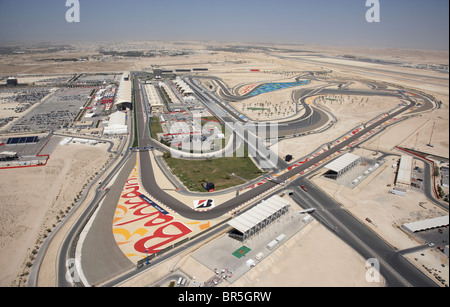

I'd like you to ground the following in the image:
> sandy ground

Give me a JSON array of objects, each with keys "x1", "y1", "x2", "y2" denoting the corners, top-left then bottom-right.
[
  {"x1": 231, "y1": 221, "x2": 384, "y2": 287},
  {"x1": 311, "y1": 149, "x2": 449, "y2": 286},
  {"x1": 0, "y1": 141, "x2": 111, "y2": 286},
  {"x1": 0, "y1": 42, "x2": 448, "y2": 287},
  {"x1": 120, "y1": 220, "x2": 384, "y2": 287},
  {"x1": 273, "y1": 94, "x2": 405, "y2": 160},
  {"x1": 363, "y1": 107, "x2": 449, "y2": 159}
]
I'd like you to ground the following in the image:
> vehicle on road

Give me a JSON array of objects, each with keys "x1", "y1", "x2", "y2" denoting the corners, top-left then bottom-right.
[{"x1": 301, "y1": 185, "x2": 308, "y2": 192}]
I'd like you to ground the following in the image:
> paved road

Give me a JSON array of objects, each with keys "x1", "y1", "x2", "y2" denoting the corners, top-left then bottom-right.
[
  {"x1": 289, "y1": 178, "x2": 438, "y2": 287},
  {"x1": 134, "y1": 73, "x2": 417, "y2": 220},
  {"x1": 30, "y1": 69, "x2": 439, "y2": 287},
  {"x1": 272, "y1": 54, "x2": 449, "y2": 87},
  {"x1": 53, "y1": 141, "x2": 135, "y2": 286},
  {"x1": 190, "y1": 75, "x2": 406, "y2": 139},
  {"x1": 76, "y1": 153, "x2": 137, "y2": 286},
  {"x1": 125, "y1": 72, "x2": 439, "y2": 288}
]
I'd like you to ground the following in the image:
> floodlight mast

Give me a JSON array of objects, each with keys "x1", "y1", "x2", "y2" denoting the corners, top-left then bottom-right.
[{"x1": 427, "y1": 121, "x2": 435, "y2": 147}]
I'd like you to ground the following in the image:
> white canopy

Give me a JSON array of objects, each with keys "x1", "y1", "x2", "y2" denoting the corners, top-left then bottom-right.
[
  {"x1": 228, "y1": 195, "x2": 290, "y2": 234},
  {"x1": 115, "y1": 72, "x2": 132, "y2": 106},
  {"x1": 325, "y1": 153, "x2": 360, "y2": 173}
]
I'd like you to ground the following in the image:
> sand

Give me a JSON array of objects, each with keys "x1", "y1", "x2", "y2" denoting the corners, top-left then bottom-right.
[
  {"x1": 0, "y1": 41, "x2": 448, "y2": 287},
  {"x1": 0, "y1": 141, "x2": 111, "y2": 286},
  {"x1": 309, "y1": 146, "x2": 449, "y2": 286},
  {"x1": 231, "y1": 221, "x2": 385, "y2": 287}
]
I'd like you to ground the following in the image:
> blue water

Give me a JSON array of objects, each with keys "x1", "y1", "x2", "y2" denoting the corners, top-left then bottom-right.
[{"x1": 247, "y1": 80, "x2": 310, "y2": 97}]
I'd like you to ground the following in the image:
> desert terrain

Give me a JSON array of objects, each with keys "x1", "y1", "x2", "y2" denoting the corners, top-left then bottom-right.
[
  {"x1": 0, "y1": 41, "x2": 448, "y2": 287},
  {"x1": 0, "y1": 140, "x2": 113, "y2": 286}
]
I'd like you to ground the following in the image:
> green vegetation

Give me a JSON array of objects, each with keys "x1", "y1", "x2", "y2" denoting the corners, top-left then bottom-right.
[
  {"x1": 164, "y1": 147, "x2": 263, "y2": 192},
  {"x1": 132, "y1": 79, "x2": 139, "y2": 148},
  {"x1": 247, "y1": 107, "x2": 269, "y2": 111},
  {"x1": 434, "y1": 166, "x2": 440, "y2": 177},
  {"x1": 156, "y1": 86, "x2": 172, "y2": 110},
  {"x1": 149, "y1": 116, "x2": 163, "y2": 139}
]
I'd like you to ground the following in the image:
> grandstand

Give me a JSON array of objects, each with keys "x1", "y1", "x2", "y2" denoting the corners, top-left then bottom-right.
[
  {"x1": 228, "y1": 195, "x2": 290, "y2": 241},
  {"x1": 0, "y1": 151, "x2": 18, "y2": 161}
]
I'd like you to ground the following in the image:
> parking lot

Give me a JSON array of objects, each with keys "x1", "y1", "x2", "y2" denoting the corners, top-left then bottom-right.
[
  {"x1": 7, "y1": 87, "x2": 92, "y2": 133},
  {"x1": 0, "y1": 88, "x2": 53, "y2": 129}
]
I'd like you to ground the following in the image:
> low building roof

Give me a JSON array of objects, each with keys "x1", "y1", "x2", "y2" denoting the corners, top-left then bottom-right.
[
  {"x1": 116, "y1": 72, "x2": 132, "y2": 105},
  {"x1": 228, "y1": 195, "x2": 290, "y2": 234},
  {"x1": 325, "y1": 153, "x2": 360, "y2": 173},
  {"x1": 403, "y1": 215, "x2": 449, "y2": 233},
  {"x1": 397, "y1": 155, "x2": 413, "y2": 185}
]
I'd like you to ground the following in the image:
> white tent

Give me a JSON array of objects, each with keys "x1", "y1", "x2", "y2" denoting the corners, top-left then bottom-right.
[
  {"x1": 104, "y1": 111, "x2": 127, "y2": 135},
  {"x1": 115, "y1": 72, "x2": 132, "y2": 109}
]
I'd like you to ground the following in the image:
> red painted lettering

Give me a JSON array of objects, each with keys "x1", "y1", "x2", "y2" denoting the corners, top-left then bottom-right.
[{"x1": 134, "y1": 222, "x2": 192, "y2": 254}]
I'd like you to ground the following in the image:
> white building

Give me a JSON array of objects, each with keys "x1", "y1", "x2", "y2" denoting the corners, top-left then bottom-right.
[
  {"x1": 324, "y1": 153, "x2": 361, "y2": 180},
  {"x1": 173, "y1": 77, "x2": 194, "y2": 97},
  {"x1": 115, "y1": 72, "x2": 132, "y2": 110},
  {"x1": 104, "y1": 111, "x2": 127, "y2": 135},
  {"x1": 144, "y1": 84, "x2": 164, "y2": 114},
  {"x1": 396, "y1": 155, "x2": 413, "y2": 188},
  {"x1": 403, "y1": 215, "x2": 449, "y2": 233}
]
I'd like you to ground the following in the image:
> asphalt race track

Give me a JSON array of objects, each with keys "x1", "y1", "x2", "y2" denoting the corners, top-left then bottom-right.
[
  {"x1": 47, "y1": 71, "x2": 438, "y2": 287},
  {"x1": 134, "y1": 74, "x2": 418, "y2": 220}
]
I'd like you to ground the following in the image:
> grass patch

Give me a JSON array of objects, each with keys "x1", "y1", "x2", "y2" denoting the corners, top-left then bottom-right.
[
  {"x1": 164, "y1": 148, "x2": 263, "y2": 192},
  {"x1": 132, "y1": 98, "x2": 139, "y2": 148},
  {"x1": 149, "y1": 116, "x2": 163, "y2": 139}
]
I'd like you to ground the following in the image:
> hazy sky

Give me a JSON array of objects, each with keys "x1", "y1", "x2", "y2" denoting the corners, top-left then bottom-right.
[{"x1": 0, "y1": 0, "x2": 448, "y2": 50}]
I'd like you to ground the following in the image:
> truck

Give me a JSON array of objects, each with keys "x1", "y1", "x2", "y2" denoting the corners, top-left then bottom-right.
[{"x1": 266, "y1": 240, "x2": 278, "y2": 250}]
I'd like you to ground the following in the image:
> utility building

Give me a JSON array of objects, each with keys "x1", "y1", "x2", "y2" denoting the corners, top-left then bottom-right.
[{"x1": 396, "y1": 155, "x2": 413, "y2": 188}]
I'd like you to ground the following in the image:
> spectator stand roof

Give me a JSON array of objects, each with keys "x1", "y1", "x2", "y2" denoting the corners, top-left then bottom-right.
[{"x1": 228, "y1": 195, "x2": 290, "y2": 236}]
